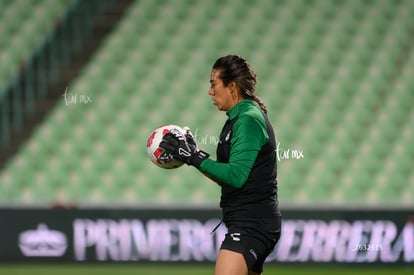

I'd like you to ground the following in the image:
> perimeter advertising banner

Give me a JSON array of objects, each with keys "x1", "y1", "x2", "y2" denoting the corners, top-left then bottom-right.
[{"x1": 0, "y1": 208, "x2": 413, "y2": 264}]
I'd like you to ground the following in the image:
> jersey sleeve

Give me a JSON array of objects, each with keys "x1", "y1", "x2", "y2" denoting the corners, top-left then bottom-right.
[{"x1": 199, "y1": 113, "x2": 269, "y2": 188}]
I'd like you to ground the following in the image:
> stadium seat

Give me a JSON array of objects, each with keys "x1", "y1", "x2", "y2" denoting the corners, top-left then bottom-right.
[
  {"x1": 0, "y1": 0, "x2": 413, "y2": 207},
  {"x1": 0, "y1": 0, "x2": 73, "y2": 91}
]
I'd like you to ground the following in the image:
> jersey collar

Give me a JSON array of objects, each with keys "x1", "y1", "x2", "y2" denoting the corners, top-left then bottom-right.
[{"x1": 226, "y1": 99, "x2": 254, "y2": 120}]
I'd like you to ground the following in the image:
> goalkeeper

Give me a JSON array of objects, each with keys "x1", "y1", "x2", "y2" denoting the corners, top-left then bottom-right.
[{"x1": 160, "y1": 54, "x2": 281, "y2": 275}]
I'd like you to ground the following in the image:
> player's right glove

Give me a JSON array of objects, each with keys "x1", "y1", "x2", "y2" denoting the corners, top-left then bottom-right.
[
  {"x1": 159, "y1": 128, "x2": 209, "y2": 168},
  {"x1": 183, "y1": 127, "x2": 197, "y2": 148}
]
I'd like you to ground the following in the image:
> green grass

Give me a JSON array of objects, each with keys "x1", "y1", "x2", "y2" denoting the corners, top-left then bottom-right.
[{"x1": 0, "y1": 264, "x2": 412, "y2": 275}]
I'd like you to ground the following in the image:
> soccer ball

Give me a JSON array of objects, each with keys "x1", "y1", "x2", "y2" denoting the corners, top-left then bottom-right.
[{"x1": 146, "y1": 124, "x2": 185, "y2": 169}]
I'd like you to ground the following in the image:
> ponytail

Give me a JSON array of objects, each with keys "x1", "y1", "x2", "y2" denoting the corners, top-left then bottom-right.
[
  {"x1": 213, "y1": 54, "x2": 268, "y2": 113},
  {"x1": 242, "y1": 88, "x2": 267, "y2": 114},
  {"x1": 252, "y1": 95, "x2": 267, "y2": 114}
]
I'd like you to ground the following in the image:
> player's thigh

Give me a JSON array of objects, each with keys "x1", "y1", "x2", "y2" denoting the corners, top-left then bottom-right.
[{"x1": 214, "y1": 249, "x2": 248, "y2": 275}]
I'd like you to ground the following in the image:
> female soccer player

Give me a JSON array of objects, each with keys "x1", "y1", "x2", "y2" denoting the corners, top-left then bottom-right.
[{"x1": 160, "y1": 54, "x2": 281, "y2": 275}]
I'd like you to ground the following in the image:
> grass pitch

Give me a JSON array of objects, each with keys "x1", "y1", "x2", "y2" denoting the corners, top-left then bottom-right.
[{"x1": 0, "y1": 264, "x2": 412, "y2": 275}]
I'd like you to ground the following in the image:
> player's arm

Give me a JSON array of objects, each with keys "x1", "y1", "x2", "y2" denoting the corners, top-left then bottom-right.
[
  {"x1": 199, "y1": 114, "x2": 268, "y2": 188},
  {"x1": 159, "y1": 128, "x2": 210, "y2": 168}
]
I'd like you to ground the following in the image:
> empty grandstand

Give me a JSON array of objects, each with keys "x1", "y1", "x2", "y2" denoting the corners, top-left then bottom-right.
[{"x1": 0, "y1": 0, "x2": 413, "y2": 207}]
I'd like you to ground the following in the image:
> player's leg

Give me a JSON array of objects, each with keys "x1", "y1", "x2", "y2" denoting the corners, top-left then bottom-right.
[{"x1": 214, "y1": 249, "x2": 248, "y2": 275}]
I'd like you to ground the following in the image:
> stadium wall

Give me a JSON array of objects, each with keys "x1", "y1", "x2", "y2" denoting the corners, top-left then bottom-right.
[{"x1": 0, "y1": 207, "x2": 413, "y2": 265}]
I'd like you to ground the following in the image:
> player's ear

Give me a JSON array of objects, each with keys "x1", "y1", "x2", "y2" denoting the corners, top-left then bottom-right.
[{"x1": 228, "y1": 81, "x2": 237, "y2": 93}]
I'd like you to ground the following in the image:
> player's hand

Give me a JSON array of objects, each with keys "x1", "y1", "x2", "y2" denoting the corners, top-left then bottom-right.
[
  {"x1": 159, "y1": 128, "x2": 209, "y2": 168},
  {"x1": 183, "y1": 126, "x2": 197, "y2": 148}
]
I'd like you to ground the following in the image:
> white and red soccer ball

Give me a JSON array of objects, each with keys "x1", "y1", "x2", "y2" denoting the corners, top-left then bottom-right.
[{"x1": 146, "y1": 124, "x2": 186, "y2": 169}]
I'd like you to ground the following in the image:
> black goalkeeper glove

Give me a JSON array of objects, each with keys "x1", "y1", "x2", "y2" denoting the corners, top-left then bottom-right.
[{"x1": 159, "y1": 128, "x2": 209, "y2": 168}]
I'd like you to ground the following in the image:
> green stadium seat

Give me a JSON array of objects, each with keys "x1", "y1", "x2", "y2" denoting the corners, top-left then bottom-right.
[
  {"x1": 0, "y1": 0, "x2": 413, "y2": 206},
  {"x1": 0, "y1": 0, "x2": 72, "y2": 89}
]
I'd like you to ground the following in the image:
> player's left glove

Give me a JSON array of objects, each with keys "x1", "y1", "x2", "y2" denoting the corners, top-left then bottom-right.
[{"x1": 159, "y1": 128, "x2": 209, "y2": 168}]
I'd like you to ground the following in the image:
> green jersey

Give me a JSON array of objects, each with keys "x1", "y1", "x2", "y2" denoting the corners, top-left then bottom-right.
[{"x1": 200, "y1": 99, "x2": 279, "y2": 218}]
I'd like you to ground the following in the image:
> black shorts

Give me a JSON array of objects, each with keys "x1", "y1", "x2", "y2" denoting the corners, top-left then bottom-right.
[{"x1": 220, "y1": 216, "x2": 281, "y2": 273}]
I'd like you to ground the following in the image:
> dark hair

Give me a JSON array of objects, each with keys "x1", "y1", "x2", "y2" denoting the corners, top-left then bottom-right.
[{"x1": 212, "y1": 54, "x2": 267, "y2": 113}]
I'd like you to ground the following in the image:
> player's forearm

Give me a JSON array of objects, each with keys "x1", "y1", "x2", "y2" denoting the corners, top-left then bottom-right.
[
  {"x1": 200, "y1": 171, "x2": 223, "y2": 186},
  {"x1": 199, "y1": 150, "x2": 258, "y2": 188}
]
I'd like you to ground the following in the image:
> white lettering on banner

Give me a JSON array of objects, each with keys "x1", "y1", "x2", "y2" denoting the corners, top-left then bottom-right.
[
  {"x1": 333, "y1": 221, "x2": 351, "y2": 262},
  {"x1": 73, "y1": 218, "x2": 225, "y2": 262},
  {"x1": 391, "y1": 219, "x2": 414, "y2": 263},
  {"x1": 403, "y1": 221, "x2": 414, "y2": 262},
  {"x1": 74, "y1": 219, "x2": 98, "y2": 261},
  {"x1": 373, "y1": 221, "x2": 397, "y2": 262},
  {"x1": 268, "y1": 219, "x2": 414, "y2": 263},
  {"x1": 73, "y1": 218, "x2": 414, "y2": 263},
  {"x1": 130, "y1": 219, "x2": 150, "y2": 260}
]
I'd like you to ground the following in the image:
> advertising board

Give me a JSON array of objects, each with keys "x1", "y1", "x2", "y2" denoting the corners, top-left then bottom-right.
[{"x1": 0, "y1": 208, "x2": 413, "y2": 264}]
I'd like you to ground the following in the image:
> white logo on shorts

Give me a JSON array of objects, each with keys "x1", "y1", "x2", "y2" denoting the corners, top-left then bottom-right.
[
  {"x1": 250, "y1": 249, "x2": 258, "y2": 260},
  {"x1": 230, "y1": 233, "x2": 241, "y2": 241}
]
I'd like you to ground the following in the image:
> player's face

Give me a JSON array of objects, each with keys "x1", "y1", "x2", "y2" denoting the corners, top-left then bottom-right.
[{"x1": 208, "y1": 69, "x2": 234, "y2": 111}]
